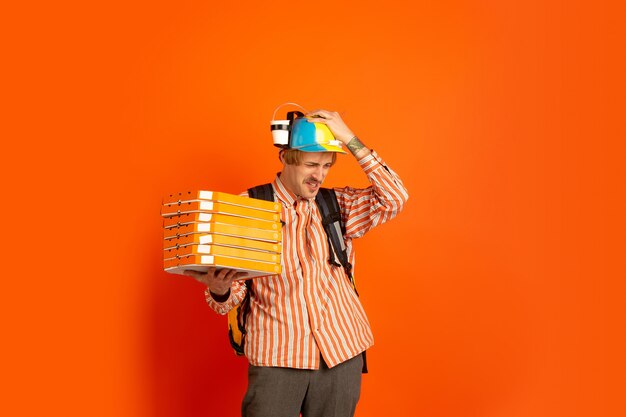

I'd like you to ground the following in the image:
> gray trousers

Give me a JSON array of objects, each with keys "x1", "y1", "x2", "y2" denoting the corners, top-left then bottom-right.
[{"x1": 242, "y1": 354, "x2": 363, "y2": 417}]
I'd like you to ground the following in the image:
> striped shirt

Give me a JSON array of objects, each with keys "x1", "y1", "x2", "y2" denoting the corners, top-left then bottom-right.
[{"x1": 205, "y1": 150, "x2": 408, "y2": 369}]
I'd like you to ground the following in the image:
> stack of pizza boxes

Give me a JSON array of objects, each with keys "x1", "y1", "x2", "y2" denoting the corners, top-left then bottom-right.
[{"x1": 162, "y1": 191, "x2": 282, "y2": 278}]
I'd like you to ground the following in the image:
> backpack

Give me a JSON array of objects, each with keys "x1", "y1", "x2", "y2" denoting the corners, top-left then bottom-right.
[{"x1": 227, "y1": 184, "x2": 368, "y2": 372}]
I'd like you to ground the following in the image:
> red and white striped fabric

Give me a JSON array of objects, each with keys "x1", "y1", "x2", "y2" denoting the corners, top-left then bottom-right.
[{"x1": 206, "y1": 150, "x2": 409, "y2": 369}]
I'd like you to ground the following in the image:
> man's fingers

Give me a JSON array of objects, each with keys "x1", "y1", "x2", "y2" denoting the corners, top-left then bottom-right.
[
  {"x1": 306, "y1": 109, "x2": 332, "y2": 119},
  {"x1": 233, "y1": 271, "x2": 249, "y2": 280},
  {"x1": 215, "y1": 268, "x2": 242, "y2": 281},
  {"x1": 224, "y1": 268, "x2": 247, "y2": 281},
  {"x1": 182, "y1": 269, "x2": 213, "y2": 286},
  {"x1": 183, "y1": 267, "x2": 244, "y2": 291},
  {"x1": 306, "y1": 110, "x2": 339, "y2": 119},
  {"x1": 182, "y1": 270, "x2": 202, "y2": 278},
  {"x1": 215, "y1": 268, "x2": 230, "y2": 280},
  {"x1": 182, "y1": 267, "x2": 218, "y2": 282}
]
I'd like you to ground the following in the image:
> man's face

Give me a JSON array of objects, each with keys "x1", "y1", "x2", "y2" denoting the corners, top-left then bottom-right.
[{"x1": 280, "y1": 151, "x2": 335, "y2": 199}]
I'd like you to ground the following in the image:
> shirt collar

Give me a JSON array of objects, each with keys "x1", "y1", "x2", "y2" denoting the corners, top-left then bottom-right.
[{"x1": 272, "y1": 173, "x2": 298, "y2": 207}]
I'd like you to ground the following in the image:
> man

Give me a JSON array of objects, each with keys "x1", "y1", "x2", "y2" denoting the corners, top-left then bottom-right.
[{"x1": 184, "y1": 109, "x2": 408, "y2": 417}]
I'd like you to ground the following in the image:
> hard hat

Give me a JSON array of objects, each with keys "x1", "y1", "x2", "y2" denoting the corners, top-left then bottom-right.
[{"x1": 270, "y1": 103, "x2": 346, "y2": 154}]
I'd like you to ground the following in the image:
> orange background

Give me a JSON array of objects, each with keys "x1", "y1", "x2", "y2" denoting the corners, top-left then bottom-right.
[{"x1": 1, "y1": 1, "x2": 623, "y2": 416}]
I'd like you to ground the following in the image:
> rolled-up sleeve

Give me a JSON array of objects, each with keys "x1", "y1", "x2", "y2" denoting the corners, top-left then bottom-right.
[{"x1": 204, "y1": 280, "x2": 247, "y2": 315}]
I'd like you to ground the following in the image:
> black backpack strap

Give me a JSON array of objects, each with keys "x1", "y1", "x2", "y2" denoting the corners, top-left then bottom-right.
[
  {"x1": 248, "y1": 183, "x2": 274, "y2": 202},
  {"x1": 315, "y1": 188, "x2": 356, "y2": 293},
  {"x1": 249, "y1": 183, "x2": 285, "y2": 226}
]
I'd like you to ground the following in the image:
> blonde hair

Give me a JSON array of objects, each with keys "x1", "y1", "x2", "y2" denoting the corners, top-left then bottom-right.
[{"x1": 280, "y1": 149, "x2": 338, "y2": 166}]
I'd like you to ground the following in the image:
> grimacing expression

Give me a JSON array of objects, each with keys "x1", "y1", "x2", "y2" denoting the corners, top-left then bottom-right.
[{"x1": 280, "y1": 151, "x2": 335, "y2": 199}]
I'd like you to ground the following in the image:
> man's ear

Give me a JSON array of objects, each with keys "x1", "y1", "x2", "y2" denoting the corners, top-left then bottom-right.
[{"x1": 278, "y1": 149, "x2": 285, "y2": 164}]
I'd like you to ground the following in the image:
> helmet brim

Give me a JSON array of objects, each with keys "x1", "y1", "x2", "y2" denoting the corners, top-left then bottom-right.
[{"x1": 293, "y1": 142, "x2": 347, "y2": 154}]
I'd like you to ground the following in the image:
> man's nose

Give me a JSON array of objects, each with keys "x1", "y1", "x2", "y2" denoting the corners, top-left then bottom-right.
[{"x1": 313, "y1": 166, "x2": 325, "y2": 180}]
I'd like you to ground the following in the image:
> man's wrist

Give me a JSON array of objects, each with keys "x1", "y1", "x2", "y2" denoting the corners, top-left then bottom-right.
[
  {"x1": 346, "y1": 136, "x2": 370, "y2": 158},
  {"x1": 209, "y1": 288, "x2": 231, "y2": 302}
]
